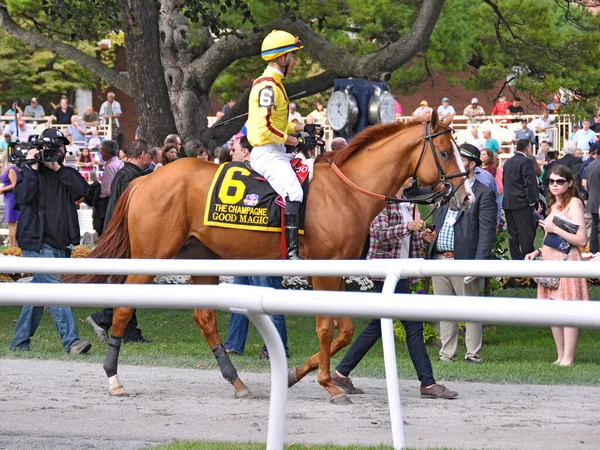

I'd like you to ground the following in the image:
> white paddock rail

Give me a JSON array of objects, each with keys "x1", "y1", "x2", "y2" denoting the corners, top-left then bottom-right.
[{"x1": 1, "y1": 258, "x2": 600, "y2": 450}]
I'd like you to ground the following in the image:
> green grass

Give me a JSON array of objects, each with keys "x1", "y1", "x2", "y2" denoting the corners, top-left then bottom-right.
[{"x1": 2, "y1": 286, "x2": 600, "y2": 386}]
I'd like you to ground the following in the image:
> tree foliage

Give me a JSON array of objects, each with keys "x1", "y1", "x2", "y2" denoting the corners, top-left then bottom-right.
[
  {"x1": 2, "y1": 0, "x2": 600, "y2": 147},
  {"x1": 0, "y1": 29, "x2": 96, "y2": 108}
]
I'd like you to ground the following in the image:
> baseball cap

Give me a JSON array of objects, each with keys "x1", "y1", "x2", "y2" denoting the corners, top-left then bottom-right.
[
  {"x1": 590, "y1": 142, "x2": 599, "y2": 154},
  {"x1": 3, "y1": 130, "x2": 11, "y2": 136},
  {"x1": 289, "y1": 103, "x2": 296, "y2": 109},
  {"x1": 498, "y1": 93, "x2": 506, "y2": 98},
  {"x1": 572, "y1": 123, "x2": 580, "y2": 129},
  {"x1": 471, "y1": 98, "x2": 478, "y2": 104},
  {"x1": 17, "y1": 120, "x2": 25, "y2": 127},
  {"x1": 31, "y1": 97, "x2": 37, "y2": 103},
  {"x1": 520, "y1": 118, "x2": 528, "y2": 122},
  {"x1": 233, "y1": 131, "x2": 245, "y2": 141},
  {"x1": 420, "y1": 100, "x2": 428, "y2": 106},
  {"x1": 441, "y1": 97, "x2": 449, "y2": 102},
  {"x1": 40, "y1": 128, "x2": 70, "y2": 145}
]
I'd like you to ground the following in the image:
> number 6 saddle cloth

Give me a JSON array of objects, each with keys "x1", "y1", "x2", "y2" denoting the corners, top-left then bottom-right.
[{"x1": 204, "y1": 158, "x2": 310, "y2": 233}]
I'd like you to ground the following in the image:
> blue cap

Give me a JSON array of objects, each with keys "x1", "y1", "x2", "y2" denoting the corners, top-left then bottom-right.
[{"x1": 441, "y1": 97, "x2": 449, "y2": 102}]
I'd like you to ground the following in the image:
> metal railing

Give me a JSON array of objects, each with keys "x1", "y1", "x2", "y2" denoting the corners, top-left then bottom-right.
[
  {"x1": 207, "y1": 113, "x2": 583, "y2": 156},
  {"x1": 1, "y1": 257, "x2": 600, "y2": 450},
  {"x1": 0, "y1": 115, "x2": 113, "y2": 141}
]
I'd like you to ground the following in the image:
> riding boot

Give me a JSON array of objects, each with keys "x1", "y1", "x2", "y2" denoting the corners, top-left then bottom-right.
[{"x1": 284, "y1": 201, "x2": 303, "y2": 260}]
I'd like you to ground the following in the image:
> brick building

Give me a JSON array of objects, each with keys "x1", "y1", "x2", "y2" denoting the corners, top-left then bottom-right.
[{"x1": 394, "y1": 71, "x2": 540, "y2": 118}]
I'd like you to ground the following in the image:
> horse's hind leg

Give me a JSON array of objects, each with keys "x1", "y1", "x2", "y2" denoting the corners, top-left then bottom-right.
[
  {"x1": 289, "y1": 277, "x2": 354, "y2": 404},
  {"x1": 103, "y1": 275, "x2": 155, "y2": 396},
  {"x1": 191, "y1": 276, "x2": 252, "y2": 399}
]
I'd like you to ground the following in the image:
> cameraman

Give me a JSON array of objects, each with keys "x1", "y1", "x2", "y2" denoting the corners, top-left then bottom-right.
[{"x1": 8, "y1": 128, "x2": 92, "y2": 354}]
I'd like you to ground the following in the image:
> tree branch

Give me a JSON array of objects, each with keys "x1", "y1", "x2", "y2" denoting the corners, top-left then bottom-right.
[
  {"x1": 190, "y1": 18, "x2": 289, "y2": 92},
  {"x1": 0, "y1": 3, "x2": 132, "y2": 96},
  {"x1": 482, "y1": 0, "x2": 563, "y2": 53},
  {"x1": 209, "y1": 70, "x2": 338, "y2": 144},
  {"x1": 190, "y1": 0, "x2": 448, "y2": 94},
  {"x1": 356, "y1": 0, "x2": 447, "y2": 79}
]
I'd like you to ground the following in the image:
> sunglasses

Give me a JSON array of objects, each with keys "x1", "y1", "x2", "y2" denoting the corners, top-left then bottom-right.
[{"x1": 548, "y1": 178, "x2": 567, "y2": 186}]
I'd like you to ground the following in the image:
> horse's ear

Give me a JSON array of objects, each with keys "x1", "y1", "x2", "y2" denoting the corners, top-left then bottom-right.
[{"x1": 430, "y1": 108, "x2": 439, "y2": 130}]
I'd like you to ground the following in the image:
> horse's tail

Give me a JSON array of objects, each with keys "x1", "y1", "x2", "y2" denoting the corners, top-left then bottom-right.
[{"x1": 63, "y1": 181, "x2": 139, "y2": 284}]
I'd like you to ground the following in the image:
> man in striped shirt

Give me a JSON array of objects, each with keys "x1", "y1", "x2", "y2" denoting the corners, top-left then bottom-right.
[{"x1": 331, "y1": 178, "x2": 459, "y2": 399}]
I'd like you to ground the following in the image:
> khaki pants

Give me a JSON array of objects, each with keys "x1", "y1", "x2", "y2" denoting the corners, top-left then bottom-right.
[{"x1": 432, "y1": 268, "x2": 482, "y2": 362}]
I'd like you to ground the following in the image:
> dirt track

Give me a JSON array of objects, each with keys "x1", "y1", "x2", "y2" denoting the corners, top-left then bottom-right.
[{"x1": 1, "y1": 358, "x2": 599, "y2": 449}]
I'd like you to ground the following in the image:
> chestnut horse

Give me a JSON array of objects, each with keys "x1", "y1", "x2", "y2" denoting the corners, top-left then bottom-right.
[{"x1": 68, "y1": 112, "x2": 472, "y2": 403}]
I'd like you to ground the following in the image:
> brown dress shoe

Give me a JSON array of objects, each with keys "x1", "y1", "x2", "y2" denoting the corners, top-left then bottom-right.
[
  {"x1": 331, "y1": 371, "x2": 364, "y2": 394},
  {"x1": 420, "y1": 384, "x2": 458, "y2": 399}
]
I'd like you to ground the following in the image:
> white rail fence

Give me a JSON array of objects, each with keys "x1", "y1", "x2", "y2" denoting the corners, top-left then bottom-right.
[{"x1": 1, "y1": 258, "x2": 600, "y2": 450}]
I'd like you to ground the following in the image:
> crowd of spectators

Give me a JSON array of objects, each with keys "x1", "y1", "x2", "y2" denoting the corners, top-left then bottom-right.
[
  {"x1": 1, "y1": 92, "x2": 124, "y2": 181},
  {"x1": 2, "y1": 89, "x2": 600, "y2": 376}
]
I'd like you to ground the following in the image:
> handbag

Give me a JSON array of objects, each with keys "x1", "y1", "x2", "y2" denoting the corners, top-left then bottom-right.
[
  {"x1": 533, "y1": 276, "x2": 560, "y2": 290},
  {"x1": 543, "y1": 232, "x2": 572, "y2": 254},
  {"x1": 533, "y1": 251, "x2": 570, "y2": 290}
]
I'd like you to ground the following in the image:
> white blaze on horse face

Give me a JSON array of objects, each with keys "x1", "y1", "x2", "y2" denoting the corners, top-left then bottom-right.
[{"x1": 451, "y1": 141, "x2": 473, "y2": 209}]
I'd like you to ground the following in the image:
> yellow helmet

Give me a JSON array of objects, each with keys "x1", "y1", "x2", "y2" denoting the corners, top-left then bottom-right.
[{"x1": 261, "y1": 30, "x2": 303, "y2": 61}]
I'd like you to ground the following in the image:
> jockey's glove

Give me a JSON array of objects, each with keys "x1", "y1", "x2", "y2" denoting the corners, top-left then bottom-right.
[
  {"x1": 303, "y1": 124, "x2": 323, "y2": 137},
  {"x1": 297, "y1": 135, "x2": 319, "y2": 151}
]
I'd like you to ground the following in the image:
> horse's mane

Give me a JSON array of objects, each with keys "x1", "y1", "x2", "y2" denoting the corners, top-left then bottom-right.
[{"x1": 315, "y1": 120, "x2": 424, "y2": 167}]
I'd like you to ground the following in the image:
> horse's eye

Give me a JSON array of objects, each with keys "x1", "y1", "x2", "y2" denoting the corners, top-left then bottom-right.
[{"x1": 440, "y1": 151, "x2": 450, "y2": 159}]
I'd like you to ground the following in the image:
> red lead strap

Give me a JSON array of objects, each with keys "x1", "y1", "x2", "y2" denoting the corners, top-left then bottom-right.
[{"x1": 326, "y1": 155, "x2": 391, "y2": 202}]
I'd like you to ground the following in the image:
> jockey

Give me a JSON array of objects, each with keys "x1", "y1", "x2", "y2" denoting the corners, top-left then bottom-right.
[{"x1": 247, "y1": 30, "x2": 321, "y2": 260}]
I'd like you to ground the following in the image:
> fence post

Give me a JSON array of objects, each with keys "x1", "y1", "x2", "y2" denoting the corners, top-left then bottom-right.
[
  {"x1": 246, "y1": 311, "x2": 288, "y2": 450},
  {"x1": 380, "y1": 273, "x2": 406, "y2": 450}
]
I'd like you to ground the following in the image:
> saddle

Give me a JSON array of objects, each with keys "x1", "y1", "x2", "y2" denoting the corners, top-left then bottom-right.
[{"x1": 204, "y1": 158, "x2": 310, "y2": 234}]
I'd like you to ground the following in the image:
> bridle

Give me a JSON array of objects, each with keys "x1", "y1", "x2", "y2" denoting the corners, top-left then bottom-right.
[{"x1": 326, "y1": 121, "x2": 468, "y2": 219}]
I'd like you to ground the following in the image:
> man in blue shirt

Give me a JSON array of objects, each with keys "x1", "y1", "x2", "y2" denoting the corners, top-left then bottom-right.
[
  {"x1": 573, "y1": 119, "x2": 597, "y2": 152},
  {"x1": 0, "y1": 130, "x2": 11, "y2": 153},
  {"x1": 437, "y1": 97, "x2": 455, "y2": 123},
  {"x1": 514, "y1": 118, "x2": 535, "y2": 144}
]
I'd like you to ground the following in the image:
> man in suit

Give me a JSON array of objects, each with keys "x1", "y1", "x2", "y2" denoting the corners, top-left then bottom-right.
[
  {"x1": 425, "y1": 146, "x2": 496, "y2": 364},
  {"x1": 556, "y1": 140, "x2": 582, "y2": 189},
  {"x1": 583, "y1": 143, "x2": 600, "y2": 253},
  {"x1": 502, "y1": 139, "x2": 539, "y2": 260}
]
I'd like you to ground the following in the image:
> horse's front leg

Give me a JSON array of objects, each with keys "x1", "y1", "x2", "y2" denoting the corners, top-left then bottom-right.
[
  {"x1": 193, "y1": 306, "x2": 251, "y2": 398},
  {"x1": 104, "y1": 306, "x2": 134, "y2": 396}
]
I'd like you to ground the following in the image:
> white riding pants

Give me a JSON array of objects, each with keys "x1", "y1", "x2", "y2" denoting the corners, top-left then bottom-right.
[{"x1": 250, "y1": 143, "x2": 304, "y2": 202}]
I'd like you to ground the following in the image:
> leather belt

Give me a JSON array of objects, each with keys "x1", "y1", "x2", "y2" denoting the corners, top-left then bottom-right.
[{"x1": 439, "y1": 251, "x2": 455, "y2": 258}]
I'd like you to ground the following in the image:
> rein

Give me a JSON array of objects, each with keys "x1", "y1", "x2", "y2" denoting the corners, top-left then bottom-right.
[{"x1": 326, "y1": 121, "x2": 467, "y2": 213}]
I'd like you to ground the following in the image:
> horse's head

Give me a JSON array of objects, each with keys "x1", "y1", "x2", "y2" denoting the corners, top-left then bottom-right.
[{"x1": 412, "y1": 111, "x2": 473, "y2": 211}]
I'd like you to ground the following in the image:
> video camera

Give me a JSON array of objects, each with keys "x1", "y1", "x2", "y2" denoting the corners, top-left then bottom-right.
[{"x1": 8, "y1": 129, "x2": 69, "y2": 166}]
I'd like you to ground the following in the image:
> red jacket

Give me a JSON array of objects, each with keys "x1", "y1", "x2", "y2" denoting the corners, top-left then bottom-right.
[{"x1": 491, "y1": 101, "x2": 512, "y2": 115}]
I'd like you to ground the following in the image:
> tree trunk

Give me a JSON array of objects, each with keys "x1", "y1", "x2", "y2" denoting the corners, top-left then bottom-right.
[
  {"x1": 160, "y1": 1, "x2": 213, "y2": 156},
  {"x1": 121, "y1": 0, "x2": 177, "y2": 148}
]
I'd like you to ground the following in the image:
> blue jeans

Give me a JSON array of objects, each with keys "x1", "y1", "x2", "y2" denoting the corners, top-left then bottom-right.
[
  {"x1": 336, "y1": 279, "x2": 436, "y2": 387},
  {"x1": 9, "y1": 244, "x2": 81, "y2": 352},
  {"x1": 224, "y1": 276, "x2": 289, "y2": 356}
]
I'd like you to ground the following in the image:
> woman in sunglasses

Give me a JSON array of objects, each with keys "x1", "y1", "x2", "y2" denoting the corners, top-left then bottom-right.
[{"x1": 525, "y1": 165, "x2": 589, "y2": 366}]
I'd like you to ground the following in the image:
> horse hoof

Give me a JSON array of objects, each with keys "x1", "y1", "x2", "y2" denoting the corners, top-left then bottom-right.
[
  {"x1": 330, "y1": 393, "x2": 353, "y2": 405},
  {"x1": 108, "y1": 384, "x2": 128, "y2": 396},
  {"x1": 288, "y1": 367, "x2": 298, "y2": 388},
  {"x1": 234, "y1": 388, "x2": 252, "y2": 399}
]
